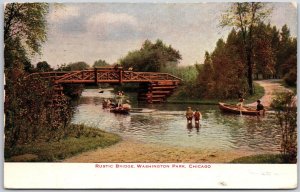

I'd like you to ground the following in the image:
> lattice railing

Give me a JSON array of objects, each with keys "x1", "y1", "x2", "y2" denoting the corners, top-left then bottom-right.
[{"x1": 30, "y1": 68, "x2": 181, "y2": 84}]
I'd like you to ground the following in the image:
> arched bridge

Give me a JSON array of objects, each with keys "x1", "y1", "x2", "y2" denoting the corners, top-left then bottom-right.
[{"x1": 34, "y1": 67, "x2": 181, "y2": 103}]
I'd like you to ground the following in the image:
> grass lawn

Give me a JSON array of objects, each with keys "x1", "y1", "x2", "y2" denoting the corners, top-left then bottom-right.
[
  {"x1": 278, "y1": 80, "x2": 297, "y2": 94},
  {"x1": 167, "y1": 82, "x2": 265, "y2": 105},
  {"x1": 231, "y1": 154, "x2": 293, "y2": 164},
  {"x1": 5, "y1": 124, "x2": 121, "y2": 162}
]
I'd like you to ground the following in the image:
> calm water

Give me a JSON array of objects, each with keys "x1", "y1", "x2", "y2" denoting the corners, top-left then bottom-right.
[{"x1": 71, "y1": 89, "x2": 281, "y2": 153}]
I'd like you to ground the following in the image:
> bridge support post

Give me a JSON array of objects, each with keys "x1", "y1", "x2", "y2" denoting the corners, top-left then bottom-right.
[
  {"x1": 119, "y1": 69, "x2": 123, "y2": 83},
  {"x1": 94, "y1": 68, "x2": 98, "y2": 84}
]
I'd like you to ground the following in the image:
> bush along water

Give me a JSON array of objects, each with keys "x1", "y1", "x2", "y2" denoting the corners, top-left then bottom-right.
[
  {"x1": 271, "y1": 91, "x2": 297, "y2": 163},
  {"x1": 4, "y1": 70, "x2": 73, "y2": 147},
  {"x1": 4, "y1": 69, "x2": 120, "y2": 162}
]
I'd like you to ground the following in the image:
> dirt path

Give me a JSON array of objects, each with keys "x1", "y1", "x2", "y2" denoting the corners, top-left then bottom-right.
[
  {"x1": 64, "y1": 138, "x2": 260, "y2": 163},
  {"x1": 247, "y1": 79, "x2": 292, "y2": 107}
]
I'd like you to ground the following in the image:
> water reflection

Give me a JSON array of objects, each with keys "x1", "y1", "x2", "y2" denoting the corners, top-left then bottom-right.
[{"x1": 71, "y1": 89, "x2": 281, "y2": 152}]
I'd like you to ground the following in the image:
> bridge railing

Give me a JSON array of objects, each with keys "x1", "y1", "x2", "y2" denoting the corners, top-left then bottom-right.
[{"x1": 29, "y1": 68, "x2": 182, "y2": 84}]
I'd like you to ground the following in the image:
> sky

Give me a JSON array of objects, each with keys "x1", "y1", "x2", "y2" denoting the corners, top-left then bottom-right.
[{"x1": 31, "y1": 2, "x2": 297, "y2": 68}]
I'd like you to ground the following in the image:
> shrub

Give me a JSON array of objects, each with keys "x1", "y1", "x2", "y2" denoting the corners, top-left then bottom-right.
[{"x1": 271, "y1": 92, "x2": 297, "y2": 163}]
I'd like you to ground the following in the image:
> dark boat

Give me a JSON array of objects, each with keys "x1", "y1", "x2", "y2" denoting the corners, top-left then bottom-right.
[
  {"x1": 110, "y1": 107, "x2": 130, "y2": 114},
  {"x1": 219, "y1": 102, "x2": 259, "y2": 116}
]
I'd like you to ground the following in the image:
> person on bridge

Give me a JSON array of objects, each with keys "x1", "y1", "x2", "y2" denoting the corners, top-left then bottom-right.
[{"x1": 186, "y1": 107, "x2": 193, "y2": 124}]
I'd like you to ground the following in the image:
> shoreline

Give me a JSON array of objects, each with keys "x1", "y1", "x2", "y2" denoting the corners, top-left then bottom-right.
[{"x1": 64, "y1": 137, "x2": 267, "y2": 163}]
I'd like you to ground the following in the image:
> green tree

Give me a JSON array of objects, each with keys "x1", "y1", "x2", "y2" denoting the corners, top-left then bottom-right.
[
  {"x1": 276, "y1": 25, "x2": 297, "y2": 86},
  {"x1": 4, "y1": 3, "x2": 49, "y2": 69},
  {"x1": 196, "y1": 51, "x2": 214, "y2": 97},
  {"x1": 196, "y1": 29, "x2": 248, "y2": 99},
  {"x1": 36, "y1": 61, "x2": 53, "y2": 72},
  {"x1": 220, "y1": 2, "x2": 272, "y2": 95},
  {"x1": 58, "y1": 62, "x2": 90, "y2": 71},
  {"x1": 93, "y1": 59, "x2": 110, "y2": 68},
  {"x1": 120, "y1": 39, "x2": 182, "y2": 72},
  {"x1": 252, "y1": 23, "x2": 276, "y2": 79}
]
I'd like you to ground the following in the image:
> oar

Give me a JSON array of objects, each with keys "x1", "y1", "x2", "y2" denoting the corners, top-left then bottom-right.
[{"x1": 239, "y1": 105, "x2": 242, "y2": 116}]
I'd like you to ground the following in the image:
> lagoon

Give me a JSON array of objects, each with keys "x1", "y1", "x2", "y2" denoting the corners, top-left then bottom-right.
[{"x1": 71, "y1": 88, "x2": 281, "y2": 153}]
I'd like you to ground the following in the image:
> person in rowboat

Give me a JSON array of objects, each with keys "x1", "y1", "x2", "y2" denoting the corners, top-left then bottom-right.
[
  {"x1": 256, "y1": 100, "x2": 265, "y2": 116},
  {"x1": 186, "y1": 107, "x2": 193, "y2": 124},
  {"x1": 237, "y1": 97, "x2": 245, "y2": 110}
]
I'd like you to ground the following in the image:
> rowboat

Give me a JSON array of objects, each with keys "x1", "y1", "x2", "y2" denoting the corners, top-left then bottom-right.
[
  {"x1": 110, "y1": 107, "x2": 130, "y2": 114},
  {"x1": 219, "y1": 102, "x2": 259, "y2": 116},
  {"x1": 102, "y1": 97, "x2": 131, "y2": 115}
]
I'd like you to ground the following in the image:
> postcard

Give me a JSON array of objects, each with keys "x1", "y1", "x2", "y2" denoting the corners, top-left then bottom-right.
[{"x1": 3, "y1": 0, "x2": 298, "y2": 189}]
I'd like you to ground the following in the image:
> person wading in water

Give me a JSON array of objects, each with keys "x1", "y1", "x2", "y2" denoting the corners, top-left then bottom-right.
[
  {"x1": 194, "y1": 109, "x2": 202, "y2": 125},
  {"x1": 186, "y1": 107, "x2": 194, "y2": 124}
]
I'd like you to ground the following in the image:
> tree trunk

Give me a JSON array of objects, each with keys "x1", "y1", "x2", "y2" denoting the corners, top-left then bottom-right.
[{"x1": 247, "y1": 52, "x2": 254, "y2": 95}]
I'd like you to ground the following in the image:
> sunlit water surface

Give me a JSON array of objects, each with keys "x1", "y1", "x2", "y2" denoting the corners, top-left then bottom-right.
[{"x1": 71, "y1": 89, "x2": 281, "y2": 152}]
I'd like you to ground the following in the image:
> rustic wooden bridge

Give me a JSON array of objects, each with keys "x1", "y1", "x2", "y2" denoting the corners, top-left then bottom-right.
[{"x1": 33, "y1": 67, "x2": 181, "y2": 103}]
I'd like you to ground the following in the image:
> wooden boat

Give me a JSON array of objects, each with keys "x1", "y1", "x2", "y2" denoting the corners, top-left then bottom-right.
[
  {"x1": 110, "y1": 107, "x2": 130, "y2": 114},
  {"x1": 219, "y1": 102, "x2": 259, "y2": 116}
]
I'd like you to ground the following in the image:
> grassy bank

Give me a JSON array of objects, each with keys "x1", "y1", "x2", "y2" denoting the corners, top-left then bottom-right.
[
  {"x1": 279, "y1": 80, "x2": 297, "y2": 94},
  {"x1": 231, "y1": 154, "x2": 293, "y2": 164},
  {"x1": 5, "y1": 124, "x2": 121, "y2": 162},
  {"x1": 167, "y1": 82, "x2": 265, "y2": 105}
]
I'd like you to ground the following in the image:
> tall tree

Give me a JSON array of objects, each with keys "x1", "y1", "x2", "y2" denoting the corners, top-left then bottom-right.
[
  {"x1": 220, "y1": 2, "x2": 272, "y2": 95},
  {"x1": 4, "y1": 3, "x2": 49, "y2": 69},
  {"x1": 277, "y1": 25, "x2": 297, "y2": 82},
  {"x1": 196, "y1": 51, "x2": 214, "y2": 98},
  {"x1": 252, "y1": 23, "x2": 276, "y2": 79}
]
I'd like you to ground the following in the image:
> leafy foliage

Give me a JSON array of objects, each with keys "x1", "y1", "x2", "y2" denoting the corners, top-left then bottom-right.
[
  {"x1": 4, "y1": 3, "x2": 49, "y2": 67},
  {"x1": 161, "y1": 65, "x2": 198, "y2": 83},
  {"x1": 252, "y1": 23, "x2": 276, "y2": 78},
  {"x1": 220, "y1": 2, "x2": 272, "y2": 95},
  {"x1": 120, "y1": 39, "x2": 182, "y2": 72},
  {"x1": 5, "y1": 71, "x2": 72, "y2": 146},
  {"x1": 196, "y1": 30, "x2": 248, "y2": 99},
  {"x1": 36, "y1": 61, "x2": 53, "y2": 72},
  {"x1": 57, "y1": 61, "x2": 90, "y2": 71},
  {"x1": 278, "y1": 26, "x2": 297, "y2": 86},
  {"x1": 196, "y1": 17, "x2": 296, "y2": 99},
  {"x1": 271, "y1": 92, "x2": 297, "y2": 163},
  {"x1": 93, "y1": 59, "x2": 110, "y2": 68}
]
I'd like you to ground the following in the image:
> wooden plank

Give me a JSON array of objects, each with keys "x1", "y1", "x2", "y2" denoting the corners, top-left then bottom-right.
[
  {"x1": 152, "y1": 95, "x2": 166, "y2": 98},
  {"x1": 152, "y1": 91, "x2": 170, "y2": 94},
  {"x1": 151, "y1": 86, "x2": 177, "y2": 89}
]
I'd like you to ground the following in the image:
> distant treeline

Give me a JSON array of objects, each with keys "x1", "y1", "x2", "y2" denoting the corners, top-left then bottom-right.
[{"x1": 195, "y1": 23, "x2": 296, "y2": 99}]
